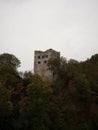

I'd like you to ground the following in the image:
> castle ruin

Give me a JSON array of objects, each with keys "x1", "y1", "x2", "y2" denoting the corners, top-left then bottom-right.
[{"x1": 34, "y1": 49, "x2": 60, "y2": 81}]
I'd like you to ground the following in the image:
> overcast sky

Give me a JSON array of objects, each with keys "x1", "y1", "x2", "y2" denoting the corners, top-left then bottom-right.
[{"x1": 0, "y1": 0, "x2": 98, "y2": 71}]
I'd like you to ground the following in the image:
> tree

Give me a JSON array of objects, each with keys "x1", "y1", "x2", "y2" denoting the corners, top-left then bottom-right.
[
  {"x1": 89, "y1": 54, "x2": 98, "y2": 64},
  {"x1": 68, "y1": 59, "x2": 79, "y2": 64},
  {"x1": 0, "y1": 53, "x2": 20, "y2": 69},
  {"x1": 18, "y1": 75, "x2": 53, "y2": 130},
  {"x1": 48, "y1": 57, "x2": 67, "y2": 81},
  {"x1": 0, "y1": 83, "x2": 14, "y2": 130},
  {"x1": 22, "y1": 71, "x2": 34, "y2": 87},
  {"x1": 0, "y1": 53, "x2": 21, "y2": 87}
]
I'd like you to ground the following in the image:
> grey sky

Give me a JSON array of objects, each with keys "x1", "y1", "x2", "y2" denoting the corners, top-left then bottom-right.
[{"x1": 0, "y1": 0, "x2": 98, "y2": 71}]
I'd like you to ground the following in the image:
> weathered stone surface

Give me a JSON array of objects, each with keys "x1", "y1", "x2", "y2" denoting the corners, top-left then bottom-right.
[{"x1": 34, "y1": 49, "x2": 60, "y2": 81}]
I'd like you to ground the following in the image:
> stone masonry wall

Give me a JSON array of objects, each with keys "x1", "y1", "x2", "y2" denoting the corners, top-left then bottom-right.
[{"x1": 34, "y1": 49, "x2": 60, "y2": 81}]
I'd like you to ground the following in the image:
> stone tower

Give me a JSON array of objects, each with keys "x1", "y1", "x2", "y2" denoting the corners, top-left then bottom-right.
[{"x1": 34, "y1": 49, "x2": 60, "y2": 81}]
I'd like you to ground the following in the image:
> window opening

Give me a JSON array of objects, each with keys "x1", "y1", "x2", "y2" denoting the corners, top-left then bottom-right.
[
  {"x1": 38, "y1": 56, "x2": 40, "y2": 59},
  {"x1": 42, "y1": 55, "x2": 44, "y2": 58},
  {"x1": 44, "y1": 60, "x2": 47, "y2": 63},
  {"x1": 38, "y1": 61, "x2": 41, "y2": 64},
  {"x1": 46, "y1": 55, "x2": 48, "y2": 58}
]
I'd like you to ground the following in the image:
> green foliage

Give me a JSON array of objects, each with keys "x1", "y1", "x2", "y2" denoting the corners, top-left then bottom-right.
[
  {"x1": 74, "y1": 74, "x2": 91, "y2": 96},
  {"x1": 18, "y1": 75, "x2": 52, "y2": 130},
  {"x1": 89, "y1": 54, "x2": 98, "y2": 64},
  {"x1": 48, "y1": 57, "x2": 67, "y2": 83},
  {"x1": 0, "y1": 83, "x2": 14, "y2": 130},
  {"x1": 0, "y1": 52, "x2": 98, "y2": 130},
  {"x1": 0, "y1": 53, "x2": 20, "y2": 69},
  {"x1": 23, "y1": 71, "x2": 34, "y2": 87},
  {"x1": 0, "y1": 53, "x2": 21, "y2": 88}
]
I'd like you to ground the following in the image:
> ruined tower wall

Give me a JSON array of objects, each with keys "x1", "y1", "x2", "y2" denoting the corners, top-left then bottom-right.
[{"x1": 34, "y1": 49, "x2": 60, "y2": 81}]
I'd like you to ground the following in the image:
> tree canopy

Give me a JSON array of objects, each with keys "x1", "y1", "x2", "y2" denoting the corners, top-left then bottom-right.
[
  {"x1": 0, "y1": 53, "x2": 98, "y2": 130},
  {"x1": 0, "y1": 53, "x2": 20, "y2": 69}
]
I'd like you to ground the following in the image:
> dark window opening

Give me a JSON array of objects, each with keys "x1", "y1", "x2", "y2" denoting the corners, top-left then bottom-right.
[
  {"x1": 44, "y1": 60, "x2": 47, "y2": 63},
  {"x1": 53, "y1": 72, "x2": 55, "y2": 77},
  {"x1": 46, "y1": 55, "x2": 48, "y2": 58},
  {"x1": 38, "y1": 56, "x2": 40, "y2": 59},
  {"x1": 38, "y1": 61, "x2": 41, "y2": 64},
  {"x1": 42, "y1": 55, "x2": 44, "y2": 58}
]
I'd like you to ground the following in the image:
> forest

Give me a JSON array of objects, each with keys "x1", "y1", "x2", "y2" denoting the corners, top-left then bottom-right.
[{"x1": 0, "y1": 53, "x2": 98, "y2": 130}]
